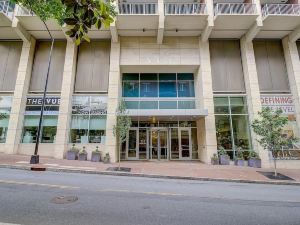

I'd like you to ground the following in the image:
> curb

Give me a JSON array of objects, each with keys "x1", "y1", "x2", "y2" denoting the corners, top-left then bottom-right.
[{"x1": 1, "y1": 164, "x2": 300, "y2": 186}]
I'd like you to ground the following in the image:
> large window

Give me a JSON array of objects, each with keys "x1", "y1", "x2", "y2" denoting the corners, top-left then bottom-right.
[
  {"x1": 122, "y1": 73, "x2": 195, "y2": 109},
  {"x1": 0, "y1": 96, "x2": 12, "y2": 143},
  {"x1": 214, "y1": 96, "x2": 252, "y2": 159},
  {"x1": 22, "y1": 97, "x2": 60, "y2": 143},
  {"x1": 70, "y1": 96, "x2": 107, "y2": 144}
]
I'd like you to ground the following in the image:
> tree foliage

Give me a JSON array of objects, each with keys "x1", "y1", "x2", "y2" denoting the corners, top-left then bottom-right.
[
  {"x1": 11, "y1": 0, "x2": 116, "y2": 45},
  {"x1": 113, "y1": 101, "x2": 131, "y2": 144}
]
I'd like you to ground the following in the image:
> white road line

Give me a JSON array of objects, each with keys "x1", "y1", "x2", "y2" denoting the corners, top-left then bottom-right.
[{"x1": 0, "y1": 179, "x2": 79, "y2": 189}]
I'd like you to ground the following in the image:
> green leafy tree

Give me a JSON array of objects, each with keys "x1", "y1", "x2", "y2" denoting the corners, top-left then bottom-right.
[
  {"x1": 251, "y1": 107, "x2": 298, "y2": 176},
  {"x1": 113, "y1": 101, "x2": 131, "y2": 169},
  {"x1": 11, "y1": 0, "x2": 116, "y2": 45}
]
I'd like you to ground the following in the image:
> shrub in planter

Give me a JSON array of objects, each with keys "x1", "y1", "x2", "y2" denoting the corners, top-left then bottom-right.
[
  {"x1": 66, "y1": 144, "x2": 79, "y2": 160},
  {"x1": 91, "y1": 146, "x2": 101, "y2": 162},
  {"x1": 211, "y1": 153, "x2": 219, "y2": 165},
  {"x1": 248, "y1": 151, "x2": 262, "y2": 168},
  {"x1": 218, "y1": 147, "x2": 230, "y2": 165},
  {"x1": 78, "y1": 147, "x2": 88, "y2": 161},
  {"x1": 103, "y1": 153, "x2": 110, "y2": 164},
  {"x1": 234, "y1": 150, "x2": 246, "y2": 166}
]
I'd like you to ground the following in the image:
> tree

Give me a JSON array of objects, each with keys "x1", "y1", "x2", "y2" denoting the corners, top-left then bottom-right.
[
  {"x1": 251, "y1": 107, "x2": 298, "y2": 176},
  {"x1": 11, "y1": 0, "x2": 116, "y2": 45},
  {"x1": 113, "y1": 101, "x2": 131, "y2": 169}
]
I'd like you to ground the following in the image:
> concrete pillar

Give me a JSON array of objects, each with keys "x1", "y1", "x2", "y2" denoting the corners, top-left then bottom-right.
[
  {"x1": 54, "y1": 41, "x2": 78, "y2": 159},
  {"x1": 240, "y1": 36, "x2": 270, "y2": 167},
  {"x1": 5, "y1": 38, "x2": 36, "y2": 154},
  {"x1": 105, "y1": 41, "x2": 121, "y2": 163},
  {"x1": 282, "y1": 37, "x2": 300, "y2": 134},
  {"x1": 197, "y1": 39, "x2": 218, "y2": 164}
]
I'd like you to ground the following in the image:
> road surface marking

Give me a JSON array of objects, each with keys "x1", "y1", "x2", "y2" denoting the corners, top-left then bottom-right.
[
  {"x1": 0, "y1": 223, "x2": 22, "y2": 225},
  {"x1": 97, "y1": 189, "x2": 186, "y2": 197},
  {"x1": 0, "y1": 179, "x2": 79, "y2": 190}
]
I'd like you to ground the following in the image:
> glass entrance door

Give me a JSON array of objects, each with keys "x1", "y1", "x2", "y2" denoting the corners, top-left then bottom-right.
[
  {"x1": 179, "y1": 128, "x2": 192, "y2": 160},
  {"x1": 150, "y1": 129, "x2": 169, "y2": 160},
  {"x1": 127, "y1": 128, "x2": 138, "y2": 160}
]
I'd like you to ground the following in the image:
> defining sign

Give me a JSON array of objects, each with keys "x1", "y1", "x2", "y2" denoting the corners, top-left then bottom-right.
[{"x1": 260, "y1": 95, "x2": 294, "y2": 115}]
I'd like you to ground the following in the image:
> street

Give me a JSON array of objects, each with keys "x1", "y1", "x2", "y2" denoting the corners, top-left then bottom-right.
[{"x1": 0, "y1": 168, "x2": 299, "y2": 225}]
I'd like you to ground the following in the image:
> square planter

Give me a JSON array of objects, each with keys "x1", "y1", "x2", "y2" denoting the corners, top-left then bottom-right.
[
  {"x1": 91, "y1": 152, "x2": 101, "y2": 162},
  {"x1": 219, "y1": 155, "x2": 230, "y2": 165},
  {"x1": 235, "y1": 159, "x2": 246, "y2": 166},
  {"x1": 248, "y1": 159, "x2": 262, "y2": 168},
  {"x1": 211, "y1": 158, "x2": 219, "y2": 165},
  {"x1": 78, "y1": 153, "x2": 87, "y2": 161},
  {"x1": 66, "y1": 151, "x2": 78, "y2": 160}
]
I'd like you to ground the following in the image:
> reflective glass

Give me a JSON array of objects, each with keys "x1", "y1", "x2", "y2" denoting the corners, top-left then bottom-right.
[
  {"x1": 140, "y1": 81, "x2": 158, "y2": 97},
  {"x1": 178, "y1": 101, "x2": 195, "y2": 109},
  {"x1": 214, "y1": 97, "x2": 229, "y2": 114},
  {"x1": 123, "y1": 81, "x2": 139, "y2": 97},
  {"x1": 159, "y1": 101, "x2": 177, "y2": 109},
  {"x1": 177, "y1": 73, "x2": 193, "y2": 80},
  {"x1": 123, "y1": 73, "x2": 139, "y2": 81},
  {"x1": 231, "y1": 115, "x2": 251, "y2": 150},
  {"x1": 139, "y1": 101, "x2": 158, "y2": 109},
  {"x1": 230, "y1": 97, "x2": 247, "y2": 114},
  {"x1": 215, "y1": 115, "x2": 232, "y2": 150},
  {"x1": 125, "y1": 101, "x2": 139, "y2": 109},
  {"x1": 177, "y1": 81, "x2": 195, "y2": 97},
  {"x1": 159, "y1": 73, "x2": 176, "y2": 81},
  {"x1": 159, "y1": 82, "x2": 177, "y2": 97}
]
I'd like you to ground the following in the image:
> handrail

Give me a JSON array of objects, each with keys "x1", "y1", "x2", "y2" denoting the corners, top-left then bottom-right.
[
  {"x1": 0, "y1": 0, "x2": 15, "y2": 18},
  {"x1": 262, "y1": 4, "x2": 300, "y2": 18},
  {"x1": 164, "y1": 3, "x2": 207, "y2": 15},
  {"x1": 214, "y1": 3, "x2": 257, "y2": 15},
  {"x1": 119, "y1": 3, "x2": 157, "y2": 15}
]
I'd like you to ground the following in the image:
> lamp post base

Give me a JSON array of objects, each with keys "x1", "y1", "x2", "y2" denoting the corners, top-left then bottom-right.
[{"x1": 30, "y1": 155, "x2": 40, "y2": 164}]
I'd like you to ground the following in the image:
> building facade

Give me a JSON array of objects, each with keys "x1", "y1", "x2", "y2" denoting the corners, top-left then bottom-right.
[{"x1": 1, "y1": 0, "x2": 300, "y2": 168}]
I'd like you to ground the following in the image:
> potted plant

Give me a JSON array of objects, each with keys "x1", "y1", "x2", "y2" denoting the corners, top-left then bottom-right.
[
  {"x1": 66, "y1": 144, "x2": 79, "y2": 160},
  {"x1": 234, "y1": 150, "x2": 246, "y2": 166},
  {"x1": 78, "y1": 146, "x2": 88, "y2": 161},
  {"x1": 248, "y1": 151, "x2": 262, "y2": 168},
  {"x1": 218, "y1": 147, "x2": 230, "y2": 165},
  {"x1": 211, "y1": 153, "x2": 219, "y2": 165},
  {"x1": 91, "y1": 146, "x2": 101, "y2": 162},
  {"x1": 103, "y1": 152, "x2": 110, "y2": 164}
]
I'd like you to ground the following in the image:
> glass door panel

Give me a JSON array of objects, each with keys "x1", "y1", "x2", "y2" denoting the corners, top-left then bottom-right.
[
  {"x1": 180, "y1": 129, "x2": 191, "y2": 159},
  {"x1": 139, "y1": 129, "x2": 148, "y2": 160},
  {"x1": 127, "y1": 129, "x2": 138, "y2": 159},
  {"x1": 170, "y1": 128, "x2": 179, "y2": 159},
  {"x1": 159, "y1": 130, "x2": 168, "y2": 160},
  {"x1": 150, "y1": 130, "x2": 158, "y2": 160}
]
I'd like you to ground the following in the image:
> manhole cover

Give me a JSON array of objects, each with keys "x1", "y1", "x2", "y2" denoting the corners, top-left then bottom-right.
[
  {"x1": 50, "y1": 196, "x2": 78, "y2": 204},
  {"x1": 106, "y1": 167, "x2": 131, "y2": 172}
]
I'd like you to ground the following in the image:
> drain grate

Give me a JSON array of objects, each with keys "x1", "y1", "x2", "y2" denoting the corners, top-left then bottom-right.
[{"x1": 50, "y1": 196, "x2": 78, "y2": 204}]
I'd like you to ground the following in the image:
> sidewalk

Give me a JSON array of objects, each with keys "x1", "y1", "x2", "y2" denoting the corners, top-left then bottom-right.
[{"x1": 0, "y1": 153, "x2": 300, "y2": 185}]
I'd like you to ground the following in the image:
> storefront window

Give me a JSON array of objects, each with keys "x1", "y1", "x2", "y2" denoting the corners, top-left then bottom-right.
[
  {"x1": 214, "y1": 96, "x2": 252, "y2": 158},
  {"x1": 70, "y1": 95, "x2": 107, "y2": 144},
  {"x1": 0, "y1": 96, "x2": 12, "y2": 143},
  {"x1": 22, "y1": 97, "x2": 60, "y2": 143}
]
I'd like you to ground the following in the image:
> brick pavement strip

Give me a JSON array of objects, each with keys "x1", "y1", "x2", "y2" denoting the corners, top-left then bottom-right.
[{"x1": 0, "y1": 154, "x2": 300, "y2": 185}]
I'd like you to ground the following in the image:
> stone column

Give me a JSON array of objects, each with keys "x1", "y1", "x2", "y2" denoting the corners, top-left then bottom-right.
[
  {"x1": 282, "y1": 37, "x2": 300, "y2": 134},
  {"x1": 5, "y1": 38, "x2": 36, "y2": 154},
  {"x1": 197, "y1": 39, "x2": 218, "y2": 164},
  {"x1": 240, "y1": 36, "x2": 270, "y2": 167},
  {"x1": 105, "y1": 41, "x2": 121, "y2": 163},
  {"x1": 54, "y1": 41, "x2": 78, "y2": 159}
]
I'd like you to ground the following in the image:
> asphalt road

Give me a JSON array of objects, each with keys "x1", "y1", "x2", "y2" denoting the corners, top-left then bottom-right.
[{"x1": 0, "y1": 168, "x2": 299, "y2": 225}]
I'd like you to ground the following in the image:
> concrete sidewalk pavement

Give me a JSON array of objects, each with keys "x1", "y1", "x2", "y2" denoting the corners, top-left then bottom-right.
[{"x1": 0, "y1": 153, "x2": 300, "y2": 185}]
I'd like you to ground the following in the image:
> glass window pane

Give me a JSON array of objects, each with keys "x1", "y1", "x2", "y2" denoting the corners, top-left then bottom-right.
[
  {"x1": 125, "y1": 101, "x2": 139, "y2": 109},
  {"x1": 42, "y1": 126, "x2": 57, "y2": 143},
  {"x1": 139, "y1": 129, "x2": 147, "y2": 159},
  {"x1": 159, "y1": 101, "x2": 177, "y2": 109},
  {"x1": 230, "y1": 97, "x2": 247, "y2": 114},
  {"x1": 22, "y1": 126, "x2": 37, "y2": 143},
  {"x1": 177, "y1": 73, "x2": 194, "y2": 80},
  {"x1": 178, "y1": 101, "x2": 195, "y2": 109},
  {"x1": 159, "y1": 82, "x2": 177, "y2": 97},
  {"x1": 0, "y1": 96, "x2": 12, "y2": 108},
  {"x1": 214, "y1": 97, "x2": 229, "y2": 114},
  {"x1": 123, "y1": 81, "x2": 139, "y2": 97},
  {"x1": 232, "y1": 115, "x2": 252, "y2": 150},
  {"x1": 72, "y1": 96, "x2": 90, "y2": 114},
  {"x1": 90, "y1": 96, "x2": 107, "y2": 115},
  {"x1": 170, "y1": 128, "x2": 179, "y2": 159},
  {"x1": 140, "y1": 81, "x2": 158, "y2": 97},
  {"x1": 123, "y1": 73, "x2": 139, "y2": 81},
  {"x1": 215, "y1": 115, "x2": 232, "y2": 151},
  {"x1": 0, "y1": 116, "x2": 9, "y2": 143},
  {"x1": 140, "y1": 73, "x2": 157, "y2": 80},
  {"x1": 71, "y1": 115, "x2": 89, "y2": 129},
  {"x1": 159, "y1": 73, "x2": 176, "y2": 81},
  {"x1": 178, "y1": 81, "x2": 195, "y2": 97},
  {"x1": 89, "y1": 115, "x2": 106, "y2": 130},
  {"x1": 192, "y1": 128, "x2": 198, "y2": 159},
  {"x1": 70, "y1": 129, "x2": 89, "y2": 143},
  {"x1": 42, "y1": 116, "x2": 58, "y2": 127},
  {"x1": 139, "y1": 101, "x2": 158, "y2": 109}
]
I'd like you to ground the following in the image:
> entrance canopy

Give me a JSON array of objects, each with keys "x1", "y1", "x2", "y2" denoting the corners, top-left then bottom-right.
[{"x1": 127, "y1": 109, "x2": 208, "y2": 120}]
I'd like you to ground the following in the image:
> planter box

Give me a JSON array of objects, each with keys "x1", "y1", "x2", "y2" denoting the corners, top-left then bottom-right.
[
  {"x1": 219, "y1": 155, "x2": 230, "y2": 165},
  {"x1": 91, "y1": 152, "x2": 101, "y2": 162},
  {"x1": 211, "y1": 158, "x2": 219, "y2": 165},
  {"x1": 235, "y1": 159, "x2": 246, "y2": 166},
  {"x1": 103, "y1": 157, "x2": 110, "y2": 164},
  {"x1": 66, "y1": 151, "x2": 78, "y2": 160},
  {"x1": 248, "y1": 159, "x2": 262, "y2": 168},
  {"x1": 78, "y1": 153, "x2": 87, "y2": 161}
]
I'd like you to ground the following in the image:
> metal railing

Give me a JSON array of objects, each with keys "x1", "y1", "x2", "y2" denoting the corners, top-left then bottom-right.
[
  {"x1": 119, "y1": 3, "x2": 157, "y2": 15},
  {"x1": 0, "y1": 0, "x2": 15, "y2": 18},
  {"x1": 262, "y1": 4, "x2": 300, "y2": 18},
  {"x1": 16, "y1": 5, "x2": 35, "y2": 16},
  {"x1": 164, "y1": 3, "x2": 206, "y2": 15},
  {"x1": 214, "y1": 3, "x2": 257, "y2": 15}
]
